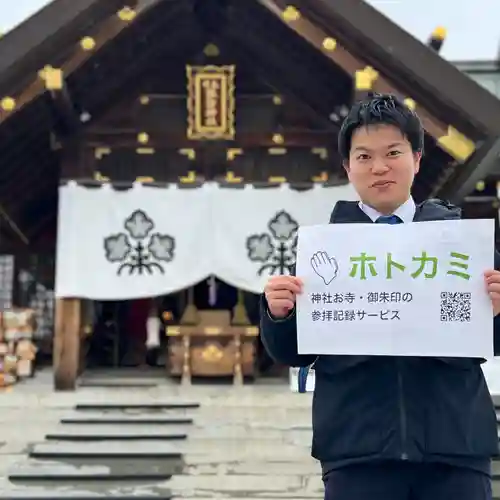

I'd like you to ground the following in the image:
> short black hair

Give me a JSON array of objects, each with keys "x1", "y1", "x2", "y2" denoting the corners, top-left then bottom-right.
[{"x1": 338, "y1": 93, "x2": 424, "y2": 160}]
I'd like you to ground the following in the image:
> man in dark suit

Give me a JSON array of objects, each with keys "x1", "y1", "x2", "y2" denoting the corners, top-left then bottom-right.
[{"x1": 261, "y1": 93, "x2": 500, "y2": 500}]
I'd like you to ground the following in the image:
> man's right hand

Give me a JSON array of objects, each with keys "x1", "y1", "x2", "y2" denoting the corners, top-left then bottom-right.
[{"x1": 264, "y1": 275, "x2": 303, "y2": 319}]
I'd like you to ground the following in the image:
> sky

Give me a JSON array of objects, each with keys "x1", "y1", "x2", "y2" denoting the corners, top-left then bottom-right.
[{"x1": 1, "y1": 0, "x2": 499, "y2": 62}]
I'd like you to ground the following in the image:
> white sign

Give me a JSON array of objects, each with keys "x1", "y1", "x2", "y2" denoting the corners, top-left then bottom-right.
[{"x1": 296, "y1": 219, "x2": 494, "y2": 358}]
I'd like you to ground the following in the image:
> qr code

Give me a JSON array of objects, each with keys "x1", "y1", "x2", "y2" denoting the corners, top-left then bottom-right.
[{"x1": 440, "y1": 292, "x2": 471, "y2": 322}]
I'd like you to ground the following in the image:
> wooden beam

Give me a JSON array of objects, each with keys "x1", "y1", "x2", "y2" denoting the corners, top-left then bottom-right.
[
  {"x1": 0, "y1": 0, "x2": 161, "y2": 125},
  {"x1": 54, "y1": 298, "x2": 81, "y2": 391},
  {"x1": 435, "y1": 137, "x2": 500, "y2": 203},
  {"x1": 0, "y1": 0, "x2": 131, "y2": 92},
  {"x1": 85, "y1": 129, "x2": 336, "y2": 148},
  {"x1": 43, "y1": 69, "x2": 82, "y2": 138},
  {"x1": 257, "y1": 0, "x2": 477, "y2": 163}
]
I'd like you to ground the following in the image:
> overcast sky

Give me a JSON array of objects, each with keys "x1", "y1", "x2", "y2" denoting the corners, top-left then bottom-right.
[{"x1": 1, "y1": 0, "x2": 499, "y2": 62}]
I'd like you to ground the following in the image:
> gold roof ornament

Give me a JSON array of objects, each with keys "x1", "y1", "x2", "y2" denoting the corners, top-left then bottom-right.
[
  {"x1": 282, "y1": 6, "x2": 301, "y2": 22},
  {"x1": 80, "y1": 36, "x2": 96, "y2": 51},
  {"x1": 117, "y1": 7, "x2": 137, "y2": 21},
  {"x1": 322, "y1": 37, "x2": 337, "y2": 51},
  {"x1": 0, "y1": 97, "x2": 16, "y2": 112}
]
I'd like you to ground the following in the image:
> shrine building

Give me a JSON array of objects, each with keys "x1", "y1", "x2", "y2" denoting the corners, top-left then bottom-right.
[{"x1": 0, "y1": 0, "x2": 500, "y2": 390}]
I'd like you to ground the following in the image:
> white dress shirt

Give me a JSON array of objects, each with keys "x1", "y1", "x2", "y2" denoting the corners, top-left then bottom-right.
[{"x1": 359, "y1": 197, "x2": 416, "y2": 223}]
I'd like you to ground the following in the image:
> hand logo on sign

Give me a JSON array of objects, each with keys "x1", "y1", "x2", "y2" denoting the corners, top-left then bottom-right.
[{"x1": 311, "y1": 251, "x2": 339, "y2": 285}]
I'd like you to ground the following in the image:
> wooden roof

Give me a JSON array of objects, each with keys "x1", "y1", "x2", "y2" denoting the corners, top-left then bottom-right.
[{"x1": 0, "y1": 0, "x2": 499, "y2": 250}]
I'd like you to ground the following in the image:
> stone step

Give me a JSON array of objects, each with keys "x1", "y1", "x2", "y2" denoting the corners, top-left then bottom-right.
[
  {"x1": 8, "y1": 458, "x2": 176, "y2": 482},
  {"x1": 30, "y1": 440, "x2": 309, "y2": 459},
  {"x1": 59, "y1": 415, "x2": 193, "y2": 425},
  {"x1": 30, "y1": 442, "x2": 184, "y2": 460},
  {"x1": 45, "y1": 423, "x2": 311, "y2": 443},
  {"x1": 9, "y1": 457, "x2": 182, "y2": 479},
  {"x1": 79, "y1": 380, "x2": 159, "y2": 388},
  {"x1": 58, "y1": 412, "x2": 311, "y2": 429},
  {"x1": 74, "y1": 403, "x2": 200, "y2": 411},
  {"x1": 0, "y1": 482, "x2": 173, "y2": 499},
  {"x1": 45, "y1": 428, "x2": 187, "y2": 441},
  {"x1": 167, "y1": 473, "x2": 323, "y2": 497},
  {"x1": 184, "y1": 458, "x2": 320, "y2": 476}
]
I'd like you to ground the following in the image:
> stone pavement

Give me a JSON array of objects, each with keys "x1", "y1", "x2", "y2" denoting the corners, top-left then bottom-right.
[
  {"x1": 0, "y1": 369, "x2": 322, "y2": 499},
  {"x1": 4, "y1": 362, "x2": 500, "y2": 499}
]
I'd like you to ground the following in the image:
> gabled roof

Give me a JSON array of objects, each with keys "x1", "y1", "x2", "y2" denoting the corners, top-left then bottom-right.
[
  {"x1": 365, "y1": 0, "x2": 500, "y2": 63},
  {"x1": 0, "y1": 0, "x2": 499, "y2": 248}
]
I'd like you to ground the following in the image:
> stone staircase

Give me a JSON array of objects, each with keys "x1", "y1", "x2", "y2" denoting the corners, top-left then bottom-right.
[
  {"x1": 2, "y1": 399, "x2": 199, "y2": 499},
  {"x1": 0, "y1": 378, "x2": 323, "y2": 499},
  {"x1": 4, "y1": 376, "x2": 500, "y2": 499}
]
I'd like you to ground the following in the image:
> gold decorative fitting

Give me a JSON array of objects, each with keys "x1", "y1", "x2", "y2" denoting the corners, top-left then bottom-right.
[
  {"x1": 245, "y1": 326, "x2": 259, "y2": 336},
  {"x1": 476, "y1": 180, "x2": 485, "y2": 191},
  {"x1": 268, "y1": 176, "x2": 287, "y2": 183},
  {"x1": 180, "y1": 171, "x2": 197, "y2": 183},
  {"x1": 0, "y1": 97, "x2": 15, "y2": 111},
  {"x1": 94, "y1": 147, "x2": 111, "y2": 160},
  {"x1": 179, "y1": 148, "x2": 196, "y2": 160},
  {"x1": 312, "y1": 147, "x2": 328, "y2": 160},
  {"x1": 272, "y1": 133, "x2": 284, "y2": 145},
  {"x1": 43, "y1": 67, "x2": 63, "y2": 90},
  {"x1": 203, "y1": 43, "x2": 220, "y2": 57},
  {"x1": 136, "y1": 148, "x2": 155, "y2": 155},
  {"x1": 282, "y1": 5, "x2": 301, "y2": 22},
  {"x1": 93, "y1": 171, "x2": 110, "y2": 182},
  {"x1": 201, "y1": 344, "x2": 224, "y2": 362},
  {"x1": 403, "y1": 98, "x2": 416, "y2": 110},
  {"x1": 117, "y1": 6, "x2": 136, "y2": 21},
  {"x1": 80, "y1": 36, "x2": 96, "y2": 51},
  {"x1": 355, "y1": 66, "x2": 379, "y2": 90},
  {"x1": 166, "y1": 326, "x2": 180, "y2": 336},
  {"x1": 224, "y1": 171, "x2": 243, "y2": 183},
  {"x1": 432, "y1": 26, "x2": 447, "y2": 40},
  {"x1": 186, "y1": 65, "x2": 236, "y2": 140},
  {"x1": 38, "y1": 65, "x2": 52, "y2": 80},
  {"x1": 226, "y1": 148, "x2": 243, "y2": 161},
  {"x1": 204, "y1": 327, "x2": 222, "y2": 335},
  {"x1": 135, "y1": 176, "x2": 155, "y2": 183},
  {"x1": 312, "y1": 171, "x2": 329, "y2": 182},
  {"x1": 139, "y1": 95, "x2": 150, "y2": 105},
  {"x1": 268, "y1": 147, "x2": 287, "y2": 155},
  {"x1": 437, "y1": 127, "x2": 475, "y2": 162},
  {"x1": 322, "y1": 37, "x2": 337, "y2": 51},
  {"x1": 272, "y1": 95, "x2": 282, "y2": 105},
  {"x1": 137, "y1": 132, "x2": 149, "y2": 144}
]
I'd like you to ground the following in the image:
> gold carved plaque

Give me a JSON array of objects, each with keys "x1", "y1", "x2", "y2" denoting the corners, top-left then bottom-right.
[{"x1": 186, "y1": 65, "x2": 235, "y2": 140}]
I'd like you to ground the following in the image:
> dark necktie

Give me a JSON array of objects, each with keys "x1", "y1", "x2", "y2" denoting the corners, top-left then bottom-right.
[{"x1": 376, "y1": 215, "x2": 402, "y2": 225}]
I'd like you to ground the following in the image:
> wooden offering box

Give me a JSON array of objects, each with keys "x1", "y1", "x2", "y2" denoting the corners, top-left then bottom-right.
[{"x1": 166, "y1": 310, "x2": 258, "y2": 385}]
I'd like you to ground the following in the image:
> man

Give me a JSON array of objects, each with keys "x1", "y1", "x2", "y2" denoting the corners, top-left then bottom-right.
[{"x1": 261, "y1": 93, "x2": 500, "y2": 500}]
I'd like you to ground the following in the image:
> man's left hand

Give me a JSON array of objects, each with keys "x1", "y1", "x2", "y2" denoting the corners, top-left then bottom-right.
[{"x1": 485, "y1": 270, "x2": 500, "y2": 316}]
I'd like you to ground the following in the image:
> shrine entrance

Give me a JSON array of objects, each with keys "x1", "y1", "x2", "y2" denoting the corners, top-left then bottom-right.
[{"x1": 82, "y1": 277, "x2": 275, "y2": 382}]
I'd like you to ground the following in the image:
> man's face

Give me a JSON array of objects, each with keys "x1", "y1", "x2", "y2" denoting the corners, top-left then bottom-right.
[{"x1": 344, "y1": 124, "x2": 421, "y2": 214}]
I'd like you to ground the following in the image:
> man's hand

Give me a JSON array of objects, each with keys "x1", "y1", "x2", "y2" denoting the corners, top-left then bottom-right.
[
  {"x1": 485, "y1": 270, "x2": 500, "y2": 316},
  {"x1": 264, "y1": 275, "x2": 303, "y2": 319}
]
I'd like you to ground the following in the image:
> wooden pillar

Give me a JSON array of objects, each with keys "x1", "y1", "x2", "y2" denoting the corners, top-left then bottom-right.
[
  {"x1": 53, "y1": 298, "x2": 81, "y2": 390},
  {"x1": 53, "y1": 137, "x2": 90, "y2": 391}
]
